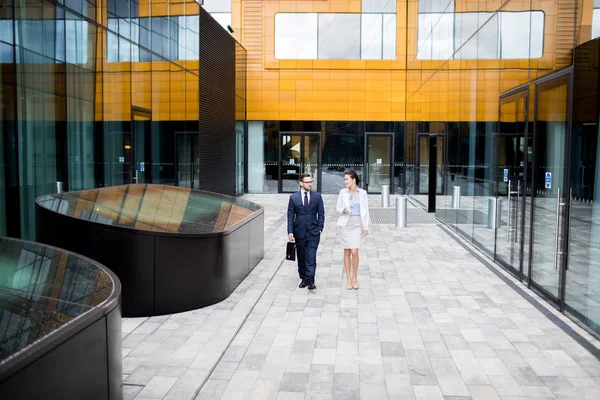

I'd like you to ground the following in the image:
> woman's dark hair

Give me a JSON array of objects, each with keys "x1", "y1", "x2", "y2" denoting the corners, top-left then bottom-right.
[{"x1": 345, "y1": 170, "x2": 360, "y2": 185}]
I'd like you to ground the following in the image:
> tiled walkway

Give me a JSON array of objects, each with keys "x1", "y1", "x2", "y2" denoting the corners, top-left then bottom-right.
[{"x1": 122, "y1": 194, "x2": 600, "y2": 400}]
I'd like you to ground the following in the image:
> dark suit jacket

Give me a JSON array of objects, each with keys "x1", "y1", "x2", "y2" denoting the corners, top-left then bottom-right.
[{"x1": 287, "y1": 191, "x2": 325, "y2": 239}]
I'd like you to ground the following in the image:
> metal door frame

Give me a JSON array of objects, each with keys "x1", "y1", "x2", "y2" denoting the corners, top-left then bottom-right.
[
  {"x1": 529, "y1": 67, "x2": 574, "y2": 311},
  {"x1": 175, "y1": 131, "x2": 199, "y2": 189},
  {"x1": 131, "y1": 107, "x2": 152, "y2": 184},
  {"x1": 278, "y1": 131, "x2": 321, "y2": 193},
  {"x1": 364, "y1": 132, "x2": 394, "y2": 194},
  {"x1": 495, "y1": 86, "x2": 530, "y2": 281},
  {"x1": 415, "y1": 132, "x2": 447, "y2": 196}
]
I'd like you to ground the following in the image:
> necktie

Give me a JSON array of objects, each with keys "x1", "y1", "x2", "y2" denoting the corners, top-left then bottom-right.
[{"x1": 304, "y1": 192, "x2": 308, "y2": 209}]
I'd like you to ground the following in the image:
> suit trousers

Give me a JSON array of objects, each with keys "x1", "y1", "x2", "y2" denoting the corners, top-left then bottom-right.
[{"x1": 296, "y1": 231, "x2": 319, "y2": 283}]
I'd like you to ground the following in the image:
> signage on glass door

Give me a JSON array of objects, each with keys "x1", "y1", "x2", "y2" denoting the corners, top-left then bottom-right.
[
  {"x1": 503, "y1": 169, "x2": 508, "y2": 182},
  {"x1": 140, "y1": 162, "x2": 145, "y2": 172},
  {"x1": 376, "y1": 159, "x2": 382, "y2": 165},
  {"x1": 545, "y1": 172, "x2": 552, "y2": 189},
  {"x1": 119, "y1": 157, "x2": 125, "y2": 163},
  {"x1": 289, "y1": 159, "x2": 295, "y2": 165}
]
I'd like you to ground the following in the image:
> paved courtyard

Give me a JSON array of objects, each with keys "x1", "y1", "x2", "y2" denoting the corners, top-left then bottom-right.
[{"x1": 122, "y1": 194, "x2": 600, "y2": 400}]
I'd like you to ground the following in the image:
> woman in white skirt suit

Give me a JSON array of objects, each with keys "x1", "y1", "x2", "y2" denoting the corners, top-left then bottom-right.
[{"x1": 336, "y1": 170, "x2": 369, "y2": 290}]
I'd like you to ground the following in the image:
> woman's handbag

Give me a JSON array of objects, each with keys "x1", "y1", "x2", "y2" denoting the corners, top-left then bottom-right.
[{"x1": 286, "y1": 241, "x2": 296, "y2": 261}]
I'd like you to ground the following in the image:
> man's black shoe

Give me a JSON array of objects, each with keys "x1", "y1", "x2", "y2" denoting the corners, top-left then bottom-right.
[
  {"x1": 307, "y1": 283, "x2": 316, "y2": 291},
  {"x1": 299, "y1": 280, "x2": 308, "y2": 288}
]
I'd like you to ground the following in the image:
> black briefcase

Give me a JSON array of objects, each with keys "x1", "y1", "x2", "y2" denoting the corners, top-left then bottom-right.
[{"x1": 286, "y1": 241, "x2": 296, "y2": 261}]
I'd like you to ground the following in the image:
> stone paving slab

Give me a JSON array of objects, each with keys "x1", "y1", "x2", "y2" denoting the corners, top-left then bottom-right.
[{"x1": 121, "y1": 194, "x2": 600, "y2": 400}]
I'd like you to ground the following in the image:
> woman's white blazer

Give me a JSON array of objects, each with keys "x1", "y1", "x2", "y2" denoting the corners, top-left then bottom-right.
[{"x1": 336, "y1": 188, "x2": 369, "y2": 230}]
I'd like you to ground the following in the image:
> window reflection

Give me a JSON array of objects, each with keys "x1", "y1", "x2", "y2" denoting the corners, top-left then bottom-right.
[
  {"x1": 500, "y1": 12, "x2": 544, "y2": 59},
  {"x1": 593, "y1": 9, "x2": 600, "y2": 39},
  {"x1": 318, "y1": 14, "x2": 361, "y2": 60},
  {"x1": 419, "y1": 0, "x2": 454, "y2": 13},
  {"x1": 418, "y1": 13, "x2": 454, "y2": 60},
  {"x1": 107, "y1": 16, "x2": 200, "y2": 62},
  {"x1": 275, "y1": 12, "x2": 396, "y2": 60},
  {"x1": 454, "y1": 13, "x2": 498, "y2": 60},
  {"x1": 362, "y1": 14, "x2": 383, "y2": 60},
  {"x1": 363, "y1": 0, "x2": 396, "y2": 13},
  {"x1": 275, "y1": 13, "x2": 318, "y2": 60},
  {"x1": 417, "y1": 11, "x2": 544, "y2": 60}
]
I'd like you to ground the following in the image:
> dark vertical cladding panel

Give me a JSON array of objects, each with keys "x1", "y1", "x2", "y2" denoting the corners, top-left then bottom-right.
[{"x1": 199, "y1": 8, "x2": 236, "y2": 195}]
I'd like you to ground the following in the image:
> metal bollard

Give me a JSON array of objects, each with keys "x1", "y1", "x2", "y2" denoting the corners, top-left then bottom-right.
[
  {"x1": 451, "y1": 185, "x2": 461, "y2": 209},
  {"x1": 487, "y1": 198, "x2": 498, "y2": 229},
  {"x1": 381, "y1": 184, "x2": 390, "y2": 207},
  {"x1": 56, "y1": 181, "x2": 64, "y2": 194},
  {"x1": 396, "y1": 196, "x2": 407, "y2": 228}
]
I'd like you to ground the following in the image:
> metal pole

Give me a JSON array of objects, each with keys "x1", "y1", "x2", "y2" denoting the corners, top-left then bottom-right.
[
  {"x1": 396, "y1": 196, "x2": 407, "y2": 228},
  {"x1": 451, "y1": 186, "x2": 461, "y2": 209},
  {"x1": 487, "y1": 198, "x2": 497, "y2": 229},
  {"x1": 381, "y1": 184, "x2": 390, "y2": 207},
  {"x1": 56, "y1": 181, "x2": 63, "y2": 194}
]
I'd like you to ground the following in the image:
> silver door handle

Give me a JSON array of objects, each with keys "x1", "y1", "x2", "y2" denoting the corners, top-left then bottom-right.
[
  {"x1": 554, "y1": 188, "x2": 560, "y2": 270},
  {"x1": 566, "y1": 188, "x2": 572, "y2": 270},
  {"x1": 554, "y1": 188, "x2": 566, "y2": 271},
  {"x1": 135, "y1": 169, "x2": 138, "y2": 183},
  {"x1": 515, "y1": 180, "x2": 521, "y2": 243},
  {"x1": 507, "y1": 180, "x2": 511, "y2": 242}
]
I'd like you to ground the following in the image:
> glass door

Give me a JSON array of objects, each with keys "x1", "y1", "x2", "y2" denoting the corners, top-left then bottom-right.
[
  {"x1": 279, "y1": 133, "x2": 320, "y2": 193},
  {"x1": 435, "y1": 134, "x2": 445, "y2": 196},
  {"x1": 566, "y1": 69, "x2": 600, "y2": 332},
  {"x1": 530, "y1": 73, "x2": 570, "y2": 303},
  {"x1": 496, "y1": 90, "x2": 528, "y2": 276},
  {"x1": 176, "y1": 133, "x2": 199, "y2": 189},
  {"x1": 132, "y1": 109, "x2": 151, "y2": 184},
  {"x1": 365, "y1": 134, "x2": 393, "y2": 193},
  {"x1": 416, "y1": 134, "x2": 429, "y2": 194}
]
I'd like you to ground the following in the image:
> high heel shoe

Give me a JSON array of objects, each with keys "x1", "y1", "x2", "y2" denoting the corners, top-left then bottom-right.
[
  {"x1": 346, "y1": 281, "x2": 353, "y2": 290},
  {"x1": 352, "y1": 277, "x2": 359, "y2": 290}
]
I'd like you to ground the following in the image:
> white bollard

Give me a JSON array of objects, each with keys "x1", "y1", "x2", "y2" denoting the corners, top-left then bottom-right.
[
  {"x1": 381, "y1": 184, "x2": 390, "y2": 207},
  {"x1": 396, "y1": 196, "x2": 407, "y2": 228}
]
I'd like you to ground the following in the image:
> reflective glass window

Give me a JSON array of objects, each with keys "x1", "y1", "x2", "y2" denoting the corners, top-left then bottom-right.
[
  {"x1": 0, "y1": 20, "x2": 14, "y2": 45},
  {"x1": 382, "y1": 14, "x2": 396, "y2": 60},
  {"x1": 275, "y1": 13, "x2": 317, "y2": 59},
  {"x1": 500, "y1": 12, "x2": 544, "y2": 59},
  {"x1": 592, "y1": 9, "x2": 600, "y2": 40},
  {"x1": 454, "y1": 13, "x2": 498, "y2": 60},
  {"x1": 0, "y1": 41, "x2": 12, "y2": 63},
  {"x1": 318, "y1": 14, "x2": 360, "y2": 60},
  {"x1": 417, "y1": 13, "x2": 454, "y2": 60},
  {"x1": 202, "y1": 0, "x2": 232, "y2": 13},
  {"x1": 419, "y1": 0, "x2": 454, "y2": 13},
  {"x1": 362, "y1": 0, "x2": 396, "y2": 13},
  {"x1": 65, "y1": 15, "x2": 88, "y2": 64},
  {"x1": 362, "y1": 14, "x2": 382, "y2": 60}
]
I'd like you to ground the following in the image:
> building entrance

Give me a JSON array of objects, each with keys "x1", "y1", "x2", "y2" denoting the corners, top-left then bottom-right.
[
  {"x1": 131, "y1": 108, "x2": 152, "y2": 184},
  {"x1": 279, "y1": 132, "x2": 321, "y2": 193},
  {"x1": 176, "y1": 133, "x2": 199, "y2": 189},
  {"x1": 365, "y1": 133, "x2": 393, "y2": 194},
  {"x1": 496, "y1": 89, "x2": 530, "y2": 278}
]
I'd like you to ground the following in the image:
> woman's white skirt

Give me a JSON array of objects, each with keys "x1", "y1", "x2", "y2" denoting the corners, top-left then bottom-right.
[{"x1": 341, "y1": 215, "x2": 362, "y2": 249}]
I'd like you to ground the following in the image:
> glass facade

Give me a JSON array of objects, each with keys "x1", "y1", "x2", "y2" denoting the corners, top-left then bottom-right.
[
  {"x1": 0, "y1": 0, "x2": 246, "y2": 239},
  {"x1": 401, "y1": 0, "x2": 600, "y2": 335}
]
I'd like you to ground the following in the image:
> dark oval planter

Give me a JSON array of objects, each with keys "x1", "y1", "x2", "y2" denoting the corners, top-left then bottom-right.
[
  {"x1": 35, "y1": 184, "x2": 264, "y2": 317},
  {"x1": 0, "y1": 237, "x2": 122, "y2": 399}
]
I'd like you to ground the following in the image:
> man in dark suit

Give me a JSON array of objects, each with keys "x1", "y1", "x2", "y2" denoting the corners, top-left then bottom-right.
[{"x1": 287, "y1": 174, "x2": 325, "y2": 290}]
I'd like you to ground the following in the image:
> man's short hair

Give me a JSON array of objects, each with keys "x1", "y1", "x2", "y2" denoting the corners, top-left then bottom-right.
[{"x1": 299, "y1": 174, "x2": 311, "y2": 182}]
